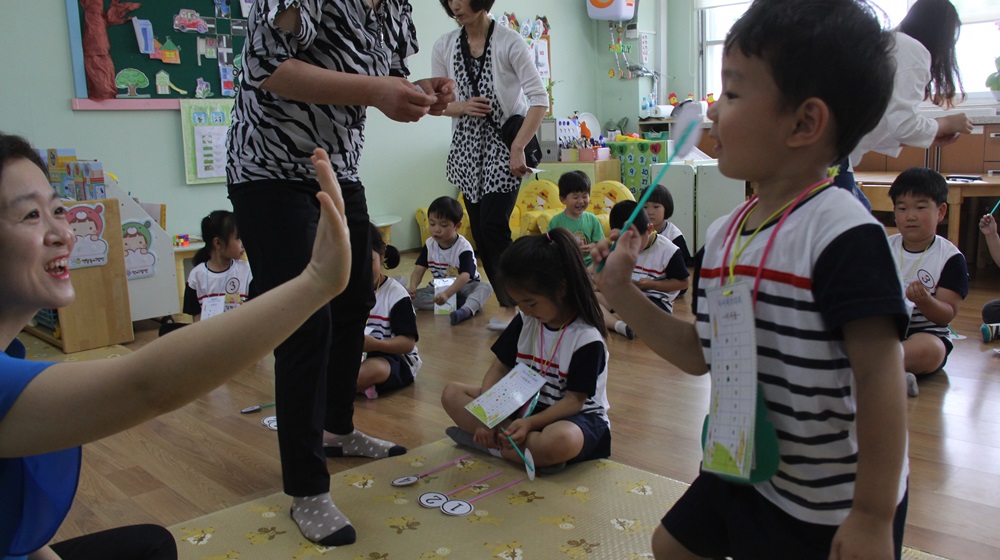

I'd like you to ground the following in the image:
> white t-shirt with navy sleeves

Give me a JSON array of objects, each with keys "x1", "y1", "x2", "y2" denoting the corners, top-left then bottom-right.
[
  {"x1": 415, "y1": 234, "x2": 480, "y2": 282},
  {"x1": 694, "y1": 186, "x2": 909, "y2": 526}
]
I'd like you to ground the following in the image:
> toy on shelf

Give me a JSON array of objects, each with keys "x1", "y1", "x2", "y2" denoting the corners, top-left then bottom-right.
[{"x1": 173, "y1": 234, "x2": 191, "y2": 247}]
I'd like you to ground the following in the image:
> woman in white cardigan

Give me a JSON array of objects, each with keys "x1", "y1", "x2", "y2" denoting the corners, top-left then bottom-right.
[
  {"x1": 432, "y1": 0, "x2": 548, "y2": 330},
  {"x1": 834, "y1": 0, "x2": 972, "y2": 209}
]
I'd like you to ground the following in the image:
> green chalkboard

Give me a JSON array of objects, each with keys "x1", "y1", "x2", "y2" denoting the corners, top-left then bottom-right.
[{"x1": 77, "y1": 0, "x2": 247, "y2": 100}]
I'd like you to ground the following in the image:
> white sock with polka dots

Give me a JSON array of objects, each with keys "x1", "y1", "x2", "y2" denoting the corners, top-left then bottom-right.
[
  {"x1": 290, "y1": 493, "x2": 355, "y2": 546},
  {"x1": 323, "y1": 429, "x2": 406, "y2": 458}
]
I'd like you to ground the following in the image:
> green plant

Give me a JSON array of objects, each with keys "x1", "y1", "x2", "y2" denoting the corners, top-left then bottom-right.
[{"x1": 988, "y1": 55, "x2": 1000, "y2": 91}]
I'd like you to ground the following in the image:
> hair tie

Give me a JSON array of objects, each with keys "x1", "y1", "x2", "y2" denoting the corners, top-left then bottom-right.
[{"x1": 545, "y1": 231, "x2": 552, "y2": 242}]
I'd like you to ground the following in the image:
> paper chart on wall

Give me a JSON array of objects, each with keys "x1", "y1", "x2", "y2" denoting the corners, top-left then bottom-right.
[
  {"x1": 180, "y1": 99, "x2": 233, "y2": 184},
  {"x1": 465, "y1": 363, "x2": 546, "y2": 429},
  {"x1": 703, "y1": 282, "x2": 757, "y2": 480}
]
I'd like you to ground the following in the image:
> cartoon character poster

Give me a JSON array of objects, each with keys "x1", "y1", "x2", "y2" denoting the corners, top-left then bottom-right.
[
  {"x1": 66, "y1": 203, "x2": 109, "y2": 269},
  {"x1": 122, "y1": 220, "x2": 157, "y2": 280}
]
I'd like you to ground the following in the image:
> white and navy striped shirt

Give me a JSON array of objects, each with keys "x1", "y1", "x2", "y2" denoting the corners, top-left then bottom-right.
[
  {"x1": 367, "y1": 276, "x2": 419, "y2": 373},
  {"x1": 888, "y1": 234, "x2": 968, "y2": 341},
  {"x1": 415, "y1": 234, "x2": 480, "y2": 282},
  {"x1": 695, "y1": 186, "x2": 909, "y2": 525},
  {"x1": 633, "y1": 233, "x2": 689, "y2": 313},
  {"x1": 228, "y1": 0, "x2": 418, "y2": 184},
  {"x1": 492, "y1": 314, "x2": 610, "y2": 426}
]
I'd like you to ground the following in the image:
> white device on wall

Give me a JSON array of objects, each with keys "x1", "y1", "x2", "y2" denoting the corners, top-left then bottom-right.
[
  {"x1": 587, "y1": 0, "x2": 636, "y2": 21},
  {"x1": 538, "y1": 118, "x2": 559, "y2": 163}
]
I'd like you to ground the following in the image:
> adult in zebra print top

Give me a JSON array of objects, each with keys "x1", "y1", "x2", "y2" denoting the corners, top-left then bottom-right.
[{"x1": 226, "y1": 0, "x2": 454, "y2": 547}]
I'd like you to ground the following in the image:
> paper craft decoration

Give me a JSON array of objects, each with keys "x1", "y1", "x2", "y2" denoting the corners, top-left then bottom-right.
[
  {"x1": 115, "y1": 68, "x2": 151, "y2": 98},
  {"x1": 80, "y1": 0, "x2": 141, "y2": 99},
  {"x1": 465, "y1": 363, "x2": 546, "y2": 428},
  {"x1": 433, "y1": 278, "x2": 457, "y2": 314},
  {"x1": 122, "y1": 220, "x2": 157, "y2": 280},
  {"x1": 66, "y1": 203, "x2": 109, "y2": 269}
]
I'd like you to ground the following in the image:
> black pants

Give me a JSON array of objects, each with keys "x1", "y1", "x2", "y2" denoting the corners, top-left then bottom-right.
[
  {"x1": 229, "y1": 178, "x2": 374, "y2": 497},
  {"x1": 465, "y1": 189, "x2": 519, "y2": 308},
  {"x1": 50, "y1": 524, "x2": 176, "y2": 559}
]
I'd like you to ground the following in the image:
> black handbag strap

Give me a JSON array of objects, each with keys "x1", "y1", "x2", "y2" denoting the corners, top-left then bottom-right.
[{"x1": 459, "y1": 22, "x2": 503, "y2": 130}]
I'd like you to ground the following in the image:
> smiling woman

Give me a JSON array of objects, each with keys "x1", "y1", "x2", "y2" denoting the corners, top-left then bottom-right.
[{"x1": 0, "y1": 132, "x2": 354, "y2": 560}]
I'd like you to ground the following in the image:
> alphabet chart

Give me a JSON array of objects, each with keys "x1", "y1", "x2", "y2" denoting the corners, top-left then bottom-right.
[
  {"x1": 465, "y1": 364, "x2": 545, "y2": 429},
  {"x1": 703, "y1": 282, "x2": 757, "y2": 480}
]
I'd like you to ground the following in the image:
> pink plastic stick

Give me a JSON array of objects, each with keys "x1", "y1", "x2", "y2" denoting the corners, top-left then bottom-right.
[
  {"x1": 468, "y1": 477, "x2": 525, "y2": 503},
  {"x1": 416, "y1": 454, "x2": 471, "y2": 478},
  {"x1": 445, "y1": 471, "x2": 503, "y2": 496}
]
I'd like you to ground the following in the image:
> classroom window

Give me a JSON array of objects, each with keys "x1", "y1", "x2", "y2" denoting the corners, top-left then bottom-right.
[{"x1": 697, "y1": 1, "x2": 998, "y2": 101}]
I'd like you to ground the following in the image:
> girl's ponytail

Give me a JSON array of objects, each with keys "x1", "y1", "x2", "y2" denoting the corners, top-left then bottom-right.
[{"x1": 499, "y1": 229, "x2": 607, "y2": 337}]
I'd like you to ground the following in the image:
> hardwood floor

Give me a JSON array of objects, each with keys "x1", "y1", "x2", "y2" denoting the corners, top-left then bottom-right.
[{"x1": 54, "y1": 251, "x2": 1000, "y2": 559}]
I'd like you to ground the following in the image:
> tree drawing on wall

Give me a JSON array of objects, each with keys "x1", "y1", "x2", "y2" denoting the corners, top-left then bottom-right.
[
  {"x1": 115, "y1": 68, "x2": 150, "y2": 98},
  {"x1": 80, "y1": 0, "x2": 142, "y2": 99}
]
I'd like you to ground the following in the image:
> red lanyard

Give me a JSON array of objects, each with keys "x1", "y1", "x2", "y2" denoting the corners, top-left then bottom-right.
[{"x1": 719, "y1": 179, "x2": 832, "y2": 307}]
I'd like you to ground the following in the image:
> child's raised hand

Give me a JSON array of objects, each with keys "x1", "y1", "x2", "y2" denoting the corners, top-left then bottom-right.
[
  {"x1": 980, "y1": 214, "x2": 997, "y2": 236},
  {"x1": 305, "y1": 148, "x2": 351, "y2": 298}
]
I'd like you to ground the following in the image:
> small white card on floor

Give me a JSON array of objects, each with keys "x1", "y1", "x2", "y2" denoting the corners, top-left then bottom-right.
[
  {"x1": 703, "y1": 282, "x2": 757, "y2": 481},
  {"x1": 466, "y1": 363, "x2": 546, "y2": 429}
]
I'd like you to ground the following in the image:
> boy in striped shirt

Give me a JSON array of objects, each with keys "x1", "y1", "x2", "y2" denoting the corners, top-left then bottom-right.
[{"x1": 594, "y1": 0, "x2": 910, "y2": 558}]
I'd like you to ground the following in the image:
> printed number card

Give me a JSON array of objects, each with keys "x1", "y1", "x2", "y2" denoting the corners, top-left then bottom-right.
[
  {"x1": 703, "y1": 282, "x2": 757, "y2": 480},
  {"x1": 465, "y1": 363, "x2": 546, "y2": 429}
]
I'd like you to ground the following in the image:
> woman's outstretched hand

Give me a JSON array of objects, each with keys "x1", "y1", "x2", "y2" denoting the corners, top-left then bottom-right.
[{"x1": 307, "y1": 148, "x2": 352, "y2": 298}]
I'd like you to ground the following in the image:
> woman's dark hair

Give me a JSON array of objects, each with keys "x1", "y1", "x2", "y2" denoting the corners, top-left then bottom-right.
[
  {"x1": 0, "y1": 133, "x2": 47, "y2": 185},
  {"x1": 499, "y1": 229, "x2": 607, "y2": 337},
  {"x1": 369, "y1": 222, "x2": 400, "y2": 270},
  {"x1": 640, "y1": 185, "x2": 674, "y2": 220},
  {"x1": 438, "y1": 0, "x2": 495, "y2": 19},
  {"x1": 725, "y1": 0, "x2": 895, "y2": 161},
  {"x1": 194, "y1": 210, "x2": 238, "y2": 265},
  {"x1": 897, "y1": 0, "x2": 965, "y2": 108}
]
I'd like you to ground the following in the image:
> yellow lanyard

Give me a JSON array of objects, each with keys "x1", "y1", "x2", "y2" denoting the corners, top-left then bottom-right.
[
  {"x1": 728, "y1": 201, "x2": 798, "y2": 285},
  {"x1": 899, "y1": 238, "x2": 933, "y2": 282}
]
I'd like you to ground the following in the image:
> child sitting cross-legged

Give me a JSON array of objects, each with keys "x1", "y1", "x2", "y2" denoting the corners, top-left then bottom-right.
[
  {"x1": 597, "y1": 200, "x2": 689, "y2": 340},
  {"x1": 887, "y1": 167, "x2": 968, "y2": 397},
  {"x1": 408, "y1": 196, "x2": 493, "y2": 325},
  {"x1": 358, "y1": 222, "x2": 421, "y2": 400},
  {"x1": 545, "y1": 170, "x2": 605, "y2": 266},
  {"x1": 441, "y1": 228, "x2": 611, "y2": 473}
]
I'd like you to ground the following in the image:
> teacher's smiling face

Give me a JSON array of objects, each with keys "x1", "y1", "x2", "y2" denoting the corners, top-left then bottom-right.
[{"x1": 0, "y1": 157, "x2": 76, "y2": 321}]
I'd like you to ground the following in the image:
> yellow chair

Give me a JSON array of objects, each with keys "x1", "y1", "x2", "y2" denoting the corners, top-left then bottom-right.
[
  {"x1": 415, "y1": 193, "x2": 476, "y2": 248},
  {"x1": 588, "y1": 180, "x2": 635, "y2": 237},
  {"x1": 512, "y1": 179, "x2": 563, "y2": 239}
]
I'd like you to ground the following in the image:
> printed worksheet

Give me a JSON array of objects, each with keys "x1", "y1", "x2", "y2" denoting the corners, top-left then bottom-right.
[
  {"x1": 703, "y1": 282, "x2": 757, "y2": 480},
  {"x1": 465, "y1": 363, "x2": 545, "y2": 428}
]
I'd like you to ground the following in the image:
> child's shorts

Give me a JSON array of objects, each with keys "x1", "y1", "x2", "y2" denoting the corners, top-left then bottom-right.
[
  {"x1": 661, "y1": 472, "x2": 908, "y2": 560},
  {"x1": 555, "y1": 412, "x2": 611, "y2": 464},
  {"x1": 367, "y1": 352, "x2": 415, "y2": 394}
]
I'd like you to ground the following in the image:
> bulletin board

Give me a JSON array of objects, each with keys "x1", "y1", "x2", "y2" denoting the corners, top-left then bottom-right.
[{"x1": 68, "y1": 0, "x2": 249, "y2": 109}]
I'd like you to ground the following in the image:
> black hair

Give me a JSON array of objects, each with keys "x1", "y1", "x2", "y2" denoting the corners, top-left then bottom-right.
[
  {"x1": 897, "y1": 0, "x2": 965, "y2": 108},
  {"x1": 428, "y1": 196, "x2": 464, "y2": 224},
  {"x1": 558, "y1": 170, "x2": 592, "y2": 198},
  {"x1": 0, "y1": 133, "x2": 48, "y2": 186},
  {"x1": 724, "y1": 0, "x2": 895, "y2": 161},
  {"x1": 887, "y1": 167, "x2": 948, "y2": 206},
  {"x1": 438, "y1": 0, "x2": 495, "y2": 19},
  {"x1": 609, "y1": 200, "x2": 651, "y2": 234},
  {"x1": 369, "y1": 221, "x2": 400, "y2": 270},
  {"x1": 640, "y1": 184, "x2": 674, "y2": 220},
  {"x1": 498, "y1": 229, "x2": 608, "y2": 338},
  {"x1": 194, "y1": 210, "x2": 239, "y2": 265}
]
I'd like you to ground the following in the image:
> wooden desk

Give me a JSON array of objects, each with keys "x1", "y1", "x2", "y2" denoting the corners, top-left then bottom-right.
[{"x1": 855, "y1": 171, "x2": 1000, "y2": 248}]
